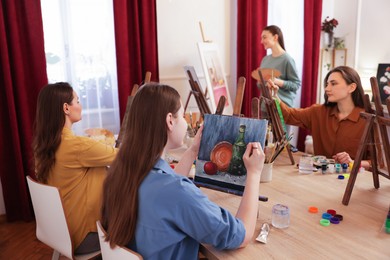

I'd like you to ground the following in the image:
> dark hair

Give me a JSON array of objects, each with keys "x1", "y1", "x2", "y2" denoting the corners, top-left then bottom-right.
[
  {"x1": 324, "y1": 66, "x2": 365, "y2": 108},
  {"x1": 32, "y1": 82, "x2": 74, "y2": 183},
  {"x1": 101, "y1": 83, "x2": 181, "y2": 247},
  {"x1": 263, "y1": 25, "x2": 285, "y2": 51}
]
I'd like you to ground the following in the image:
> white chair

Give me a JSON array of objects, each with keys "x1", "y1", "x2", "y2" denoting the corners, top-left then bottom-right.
[
  {"x1": 96, "y1": 220, "x2": 142, "y2": 260},
  {"x1": 26, "y1": 176, "x2": 100, "y2": 260}
]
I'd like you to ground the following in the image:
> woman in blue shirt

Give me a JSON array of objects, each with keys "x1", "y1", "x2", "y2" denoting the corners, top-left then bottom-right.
[{"x1": 101, "y1": 83, "x2": 265, "y2": 259}]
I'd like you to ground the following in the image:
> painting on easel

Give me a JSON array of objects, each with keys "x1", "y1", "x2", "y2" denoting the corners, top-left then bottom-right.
[
  {"x1": 376, "y1": 64, "x2": 390, "y2": 104},
  {"x1": 195, "y1": 114, "x2": 267, "y2": 191},
  {"x1": 197, "y1": 42, "x2": 233, "y2": 115}
]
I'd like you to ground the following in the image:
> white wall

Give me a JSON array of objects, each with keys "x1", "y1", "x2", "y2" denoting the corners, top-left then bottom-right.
[
  {"x1": 355, "y1": 0, "x2": 390, "y2": 91},
  {"x1": 156, "y1": 0, "x2": 232, "y2": 112}
]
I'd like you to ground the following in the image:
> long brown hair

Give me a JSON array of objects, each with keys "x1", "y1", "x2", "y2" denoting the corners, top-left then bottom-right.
[
  {"x1": 32, "y1": 82, "x2": 74, "y2": 183},
  {"x1": 101, "y1": 83, "x2": 181, "y2": 247},
  {"x1": 264, "y1": 25, "x2": 286, "y2": 51},
  {"x1": 324, "y1": 66, "x2": 365, "y2": 108}
]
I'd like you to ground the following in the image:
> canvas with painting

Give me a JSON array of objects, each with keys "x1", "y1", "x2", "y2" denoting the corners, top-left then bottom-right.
[
  {"x1": 376, "y1": 64, "x2": 390, "y2": 104},
  {"x1": 195, "y1": 114, "x2": 267, "y2": 191},
  {"x1": 197, "y1": 42, "x2": 233, "y2": 115}
]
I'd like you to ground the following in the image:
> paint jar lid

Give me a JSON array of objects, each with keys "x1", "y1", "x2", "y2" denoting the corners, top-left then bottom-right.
[
  {"x1": 330, "y1": 217, "x2": 340, "y2": 224},
  {"x1": 320, "y1": 219, "x2": 330, "y2": 226}
]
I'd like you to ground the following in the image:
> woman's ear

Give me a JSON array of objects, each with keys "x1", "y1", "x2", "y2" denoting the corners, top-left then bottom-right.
[
  {"x1": 348, "y1": 83, "x2": 357, "y2": 93},
  {"x1": 166, "y1": 113, "x2": 174, "y2": 131},
  {"x1": 273, "y1": 33, "x2": 279, "y2": 42},
  {"x1": 63, "y1": 103, "x2": 70, "y2": 115}
]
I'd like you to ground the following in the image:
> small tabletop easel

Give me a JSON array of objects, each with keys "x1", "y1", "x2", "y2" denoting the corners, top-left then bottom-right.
[
  {"x1": 256, "y1": 69, "x2": 295, "y2": 165},
  {"x1": 115, "y1": 72, "x2": 151, "y2": 148},
  {"x1": 342, "y1": 76, "x2": 390, "y2": 205}
]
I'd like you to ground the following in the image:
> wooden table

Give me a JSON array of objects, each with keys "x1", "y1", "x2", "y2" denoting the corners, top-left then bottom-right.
[{"x1": 193, "y1": 151, "x2": 390, "y2": 259}]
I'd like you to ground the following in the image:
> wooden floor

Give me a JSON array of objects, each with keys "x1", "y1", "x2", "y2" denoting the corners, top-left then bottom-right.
[{"x1": 0, "y1": 217, "x2": 53, "y2": 259}]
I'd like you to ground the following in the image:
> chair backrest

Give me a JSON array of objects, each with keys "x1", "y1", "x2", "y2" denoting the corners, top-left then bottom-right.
[
  {"x1": 96, "y1": 220, "x2": 143, "y2": 260},
  {"x1": 26, "y1": 176, "x2": 74, "y2": 259}
]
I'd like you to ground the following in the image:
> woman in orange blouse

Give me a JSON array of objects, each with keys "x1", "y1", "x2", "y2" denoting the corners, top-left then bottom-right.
[
  {"x1": 268, "y1": 66, "x2": 370, "y2": 169},
  {"x1": 32, "y1": 82, "x2": 117, "y2": 254}
]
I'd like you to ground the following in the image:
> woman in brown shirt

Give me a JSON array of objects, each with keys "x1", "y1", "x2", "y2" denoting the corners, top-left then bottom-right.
[
  {"x1": 268, "y1": 66, "x2": 370, "y2": 169},
  {"x1": 32, "y1": 82, "x2": 117, "y2": 254}
]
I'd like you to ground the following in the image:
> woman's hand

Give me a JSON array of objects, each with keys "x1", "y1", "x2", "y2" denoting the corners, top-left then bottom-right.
[
  {"x1": 175, "y1": 125, "x2": 203, "y2": 177},
  {"x1": 243, "y1": 142, "x2": 265, "y2": 177},
  {"x1": 189, "y1": 124, "x2": 203, "y2": 155},
  {"x1": 267, "y1": 79, "x2": 280, "y2": 98},
  {"x1": 332, "y1": 152, "x2": 352, "y2": 164}
]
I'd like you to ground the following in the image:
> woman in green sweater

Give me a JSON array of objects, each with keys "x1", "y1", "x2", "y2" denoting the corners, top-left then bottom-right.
[{"x1": 260, "y1": 25, "x2": 301, "y2": 108}]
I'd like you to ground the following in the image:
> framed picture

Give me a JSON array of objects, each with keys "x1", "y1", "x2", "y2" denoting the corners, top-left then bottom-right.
[
  {"x1": 195, "y1": 114, "x2": 267, "y2": 192},
  {"x1": 197, "y1": 42, "x2": 233, "y2": 115},
  {"x1": 376, "y1": 64, "x2": 390, "y2": 104},
  {"x1": 333, "y1": 48, "x2": 347, "y2": 67}
]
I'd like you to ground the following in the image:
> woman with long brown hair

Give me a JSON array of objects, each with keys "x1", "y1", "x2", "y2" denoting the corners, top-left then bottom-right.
[
  {"x1": 260, "y1": 25, "x2": 301, "y2": 108},
  {"x1": 32, "y1": 82, "x2": 117, "y2": 254},
  {"x1": 101, "y1": 83, "x2": 265, "y2": 259},
  {"x1": 268, "y1": 66, "x2": 370, "y2": 168}
]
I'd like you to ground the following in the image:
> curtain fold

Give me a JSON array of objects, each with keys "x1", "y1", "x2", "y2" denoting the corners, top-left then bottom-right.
[
  {"x1": 297, "y1": 0, "x2": 323, "y2": 151},
  {"x1": 236, "y1": 0, "x2": 268, "y2": 117},
  {"x1": 113, "y1": 0, "x2": 159, "y2": 121},
  {"x1": 0, "y1": 0, "x2": 48, "y2": 221}
]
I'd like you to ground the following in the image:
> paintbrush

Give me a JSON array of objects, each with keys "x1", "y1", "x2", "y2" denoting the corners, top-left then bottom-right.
[{"x1": 266, "y1": 143, "x2": 276, "y2": 164}]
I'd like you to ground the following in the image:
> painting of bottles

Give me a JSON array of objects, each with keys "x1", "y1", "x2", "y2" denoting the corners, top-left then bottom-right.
[{"x1": 195, "y1": 114, "x2": 267, "y2": 190}]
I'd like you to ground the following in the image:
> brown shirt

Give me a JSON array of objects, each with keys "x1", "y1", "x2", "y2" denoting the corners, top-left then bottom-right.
[
  {"x1": 48, "y1": 127, "x2": 117, "y2": 249},
  {"x1": 280, "y1": 102, "x2": 366, "y2": 159}
]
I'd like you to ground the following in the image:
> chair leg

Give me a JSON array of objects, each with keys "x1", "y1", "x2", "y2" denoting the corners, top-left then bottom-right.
[{"x1": 52, "y1": 250, "x2": 60, "y2": 260}]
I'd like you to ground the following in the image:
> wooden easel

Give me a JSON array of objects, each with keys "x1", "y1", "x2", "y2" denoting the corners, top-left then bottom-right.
[
  {"x1": 183, "y1": 66, "x2": 212, "y2": 117},
  {"x1": 256, "y1": 70, "x2": 295, "y2": 165},
  {"x1": 342, "y1": 76, "x2": 390, "y2": 205},
  {"x1": 115, "y1": 72, "x2": 151, "y2": 148}
]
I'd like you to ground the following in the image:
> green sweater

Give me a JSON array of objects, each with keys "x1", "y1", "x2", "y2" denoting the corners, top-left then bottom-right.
[{"x1": 260, "y1": 53, "x2": 301, "y2": 107}]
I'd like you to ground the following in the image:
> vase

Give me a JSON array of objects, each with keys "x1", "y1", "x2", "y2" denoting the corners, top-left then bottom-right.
[{"x1": 324, "y1": 32, "x2": 334, "y2": 48}]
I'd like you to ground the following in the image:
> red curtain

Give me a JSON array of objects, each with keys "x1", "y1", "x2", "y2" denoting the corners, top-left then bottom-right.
[
  {"x1": 297, "y1": 0, "x2": 323, "y2": 151},
  {"x1": 113, "y1": 0, "x2": 159, "y2": 121},
  {"x1": 0, "y1": 0, "x2": 48, "y2": 221},
  {"x1": 237, "y1": 0, "x2": 268, "y2": 117}
]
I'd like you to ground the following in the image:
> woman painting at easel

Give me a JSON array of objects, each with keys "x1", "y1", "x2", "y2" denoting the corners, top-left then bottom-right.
[
  {"x1": 268, "y1": 66, "x2": 371, "y2": 169},
  {"x1": 101, "y1": 83, "x2": 265, "y2": 258}
]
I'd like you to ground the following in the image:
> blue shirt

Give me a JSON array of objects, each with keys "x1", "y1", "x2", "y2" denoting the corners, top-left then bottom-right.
[{"x1": 127, "y1": 158, "x2": 245, "y2": 259}]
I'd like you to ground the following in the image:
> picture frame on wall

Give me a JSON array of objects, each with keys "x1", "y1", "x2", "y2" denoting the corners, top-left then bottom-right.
[
  {"x1": 333, "y1": 48, "x2": 347, "y2": 67},
  {"x1": 197, "y1": 42, "x2": 233, "y2": 115},
  {"x1": 376, "y1": 63, "x2": 390, "y2": 104}
]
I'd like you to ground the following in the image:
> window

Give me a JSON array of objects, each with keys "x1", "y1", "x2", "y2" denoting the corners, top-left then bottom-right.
[{"x1": 41, "y1": 0, "x2": 120, "y2": 135}]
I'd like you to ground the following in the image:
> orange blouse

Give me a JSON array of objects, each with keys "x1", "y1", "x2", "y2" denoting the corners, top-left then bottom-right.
[{"x1": 280, "y1": 102, "x2": 366, "y2": 159}]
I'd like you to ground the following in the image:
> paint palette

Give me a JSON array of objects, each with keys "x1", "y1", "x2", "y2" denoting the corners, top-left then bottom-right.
[{"x1": 313, "y1": 155, "x2": 335, "y2": 167}]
